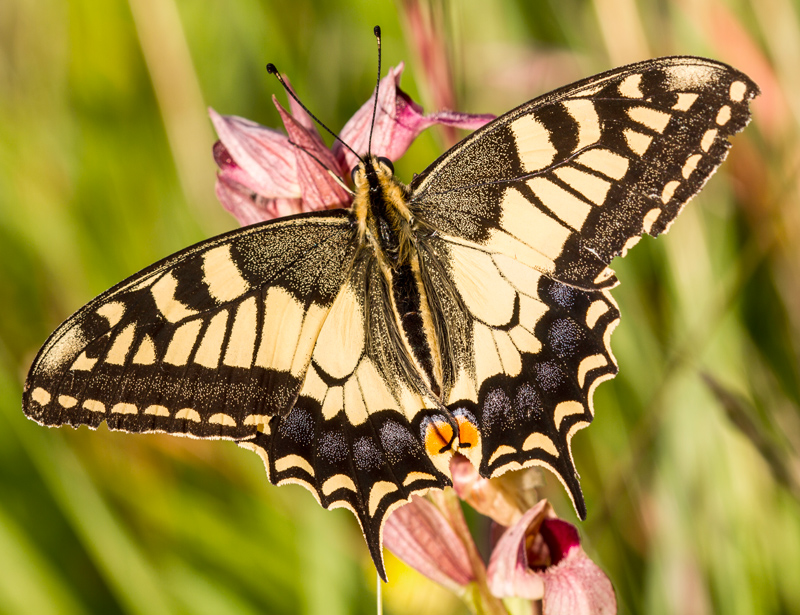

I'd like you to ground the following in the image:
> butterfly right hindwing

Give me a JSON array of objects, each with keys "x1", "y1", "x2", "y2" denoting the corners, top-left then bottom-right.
[{"x1": 418, "y1": 234, "x2": 619, "y2": 515}]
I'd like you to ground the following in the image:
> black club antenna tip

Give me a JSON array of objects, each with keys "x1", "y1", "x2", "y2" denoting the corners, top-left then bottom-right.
[
  {"x1": 373, "y1": 25, "x2": 381, "y2": 37},
  {"x1": 266, "y1": 63, "x2": 278, "y2": 74}
]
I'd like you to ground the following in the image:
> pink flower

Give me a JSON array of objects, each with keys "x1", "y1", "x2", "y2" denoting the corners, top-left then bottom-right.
[
  {"x1": 386, "y1": 456, "x2": 617, "y2": 615},
  {"x1": 210, "y1": 63, "x2": 494, "y2": 226},
  {"x1": 383, "y1": 490, "x2": 507, "y2": 615}
]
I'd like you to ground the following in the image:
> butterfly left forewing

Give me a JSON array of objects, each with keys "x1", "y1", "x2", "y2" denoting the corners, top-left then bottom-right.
[{"x1": 24, "y1": 210, "x2": 355, "y2": 439}]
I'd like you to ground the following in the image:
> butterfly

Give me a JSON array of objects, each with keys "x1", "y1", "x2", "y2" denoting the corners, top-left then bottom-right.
[{"x1": 23, "y1": 55, "x2": 757, "y2": 580}]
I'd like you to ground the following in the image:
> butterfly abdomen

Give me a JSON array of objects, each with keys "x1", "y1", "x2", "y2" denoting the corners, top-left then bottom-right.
[
  {"x1": 390, "y1": 259, "x2": 444, "y2": 398},
  {"x1": 352, "y1": 155, "x2": 445, "y2": 400}
]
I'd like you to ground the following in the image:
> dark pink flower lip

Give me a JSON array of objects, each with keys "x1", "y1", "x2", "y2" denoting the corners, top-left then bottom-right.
[
  {"x1": 212, "y1": 141, "x2": 234, "y2": 168},
  {"x1": 538, "y1": 518, "x2": 581, "y2": 566}
]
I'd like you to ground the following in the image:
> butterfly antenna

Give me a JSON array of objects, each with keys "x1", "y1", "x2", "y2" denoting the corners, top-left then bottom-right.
[
  {"x1": 367, "y1": 25, "x2": 382, "y2": 157},
  {"x1": 266, "y1": 63, "x2": 363, "y2": 164}
]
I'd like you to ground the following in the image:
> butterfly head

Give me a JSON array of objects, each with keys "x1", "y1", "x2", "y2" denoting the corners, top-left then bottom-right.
[{"x1": 350, "y1": 155, "x2": 394, "y2": 190}]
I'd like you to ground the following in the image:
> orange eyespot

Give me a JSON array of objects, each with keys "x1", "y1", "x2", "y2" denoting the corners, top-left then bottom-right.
[
  {"x1": 423, "y1": 418, "x2": 454, "y2": 456},
  {"x1": 455, "y1": 414, "x2": 480, "y2": 449}
]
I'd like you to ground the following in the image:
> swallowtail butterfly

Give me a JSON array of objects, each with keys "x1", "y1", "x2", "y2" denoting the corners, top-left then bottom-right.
[{"x1": 23, "y1": 55, "x2": 757, "y2": 579}]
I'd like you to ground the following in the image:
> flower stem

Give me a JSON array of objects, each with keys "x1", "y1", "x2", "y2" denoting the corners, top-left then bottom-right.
[{"x1": 430, "y1": 489, "x2": 509, "y2": 615}]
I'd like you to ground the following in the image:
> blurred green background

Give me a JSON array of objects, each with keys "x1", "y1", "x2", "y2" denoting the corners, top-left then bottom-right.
[{"x1": 1, "y1": 0, "x2": 799, "y2": 613}]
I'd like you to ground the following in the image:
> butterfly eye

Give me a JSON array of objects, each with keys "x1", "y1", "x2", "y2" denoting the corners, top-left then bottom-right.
[
  {"x1": 351, "y1": 166, "x2": 359, "y2": 183},
  {"x1": 377, "y1": 157, "x2": 394, "y2": 174}
]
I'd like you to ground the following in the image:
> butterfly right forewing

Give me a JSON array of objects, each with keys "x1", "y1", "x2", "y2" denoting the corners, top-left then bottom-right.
[{"x1": 411, "y1": 57, "x2": 758, "y2": 288}]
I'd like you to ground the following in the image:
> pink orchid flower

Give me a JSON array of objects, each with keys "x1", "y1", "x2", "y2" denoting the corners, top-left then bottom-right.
[
  {"x1": 209, "y1": 63, "x2": 494, "y2": 226},
  {"x1": 386, "y1": 455, "x2": 616, "y2": 615},
  {"x1": 487, "y1": 501, "x2": 616, "y2": 615}
]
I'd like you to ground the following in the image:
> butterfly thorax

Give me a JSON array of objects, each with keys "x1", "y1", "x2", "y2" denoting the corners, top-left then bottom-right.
[
  {"x1": 352, "y1": 156, "x2": 444, "y2": 397},
  {"x1": 352, "y1": 156, "x2": 415, "y2": 270}
]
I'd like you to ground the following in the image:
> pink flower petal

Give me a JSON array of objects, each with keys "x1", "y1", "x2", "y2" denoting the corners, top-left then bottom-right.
[
  {"x1": 541, "y1": 527, "x2": 616, "y2": 615},
  {"x1": 282, "y1": 76, "x2": 317, "y2": 133},
  {"x1": 486, "y1": 499, "x2": 550, "y2": 600},
  {"x1": 209, "y1": 109, "x2": 299, "y2": 198},
  {"x1": 215, "y1": 174, "x2": 304, "y2": 225},
  {"x1": 388, "y1": 87, "x2": 496, "y2": 161},
  {"x1": 383, "y1": 495, "x2": 475, "y2": 593},
  {"x1": 334, "y1": 63, "x2": 495, "y2": 171},
  {"x1": 212, "y1": 141, "x2": 271, "y2": 197},
  {"x1": 274, "y1": 98, "x2": 352, "y2": 211}
]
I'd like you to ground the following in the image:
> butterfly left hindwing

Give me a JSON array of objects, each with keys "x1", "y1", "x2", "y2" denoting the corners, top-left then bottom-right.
[
  {"x1": 245, "y1": 252, "x2": 452, "y2": 574},
  {"x1": 24, "y1": 211, "x2": 355, "y2": 437}
]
